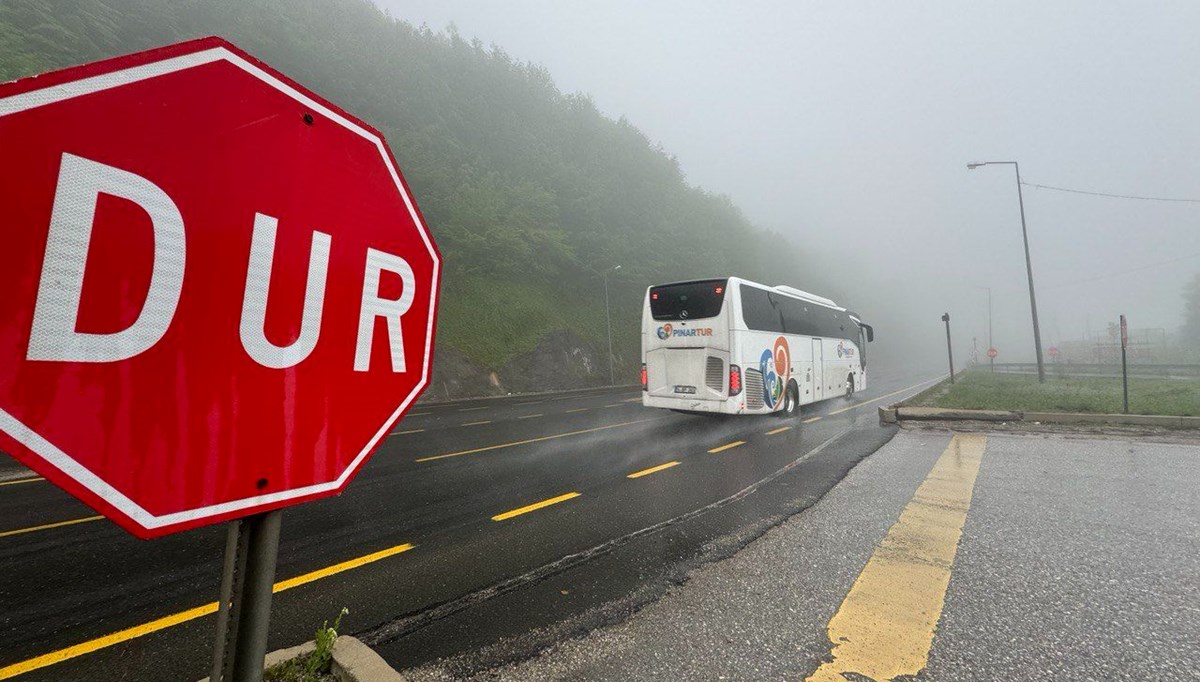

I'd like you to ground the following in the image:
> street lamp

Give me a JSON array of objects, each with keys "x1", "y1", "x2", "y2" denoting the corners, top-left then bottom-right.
[
  {"x1": 967, "y1": 161, "x2": 1046, "y2": 382},
  {"x1": 604, "y1": 265, "x2": 621, "y2": 385},
  {"x1": 977, "y1": 285, "x2": 993, "y2": 372}
]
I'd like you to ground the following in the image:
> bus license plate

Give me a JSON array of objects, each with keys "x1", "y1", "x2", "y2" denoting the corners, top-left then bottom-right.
[{"x1": 674, "y1": 385, "x2": 697, "y2": 394}]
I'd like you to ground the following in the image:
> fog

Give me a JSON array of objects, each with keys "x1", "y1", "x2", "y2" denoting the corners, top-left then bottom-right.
[{"x1": 382, "y1": 0, "x2": 1200, "y2": 368}]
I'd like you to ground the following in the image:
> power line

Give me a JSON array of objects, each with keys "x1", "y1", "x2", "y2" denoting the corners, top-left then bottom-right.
[
  {"x1": 1042, "y1": 251, "x2": 1200, "y2": 291},
  {"x1": 1021, "y1": 180, "x2": 1200, "y2": 203}
]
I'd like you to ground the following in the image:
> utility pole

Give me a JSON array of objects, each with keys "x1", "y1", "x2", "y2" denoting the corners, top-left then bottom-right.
[
  {"x1": 967, "y1": 161, "x2": 1046, "y2": 382},
  {"x1": 603, "y1": 265, "x2": 621, "y2": 386},
  {"x1": 942, "y1": 312, "x2": 954, "y2": 383}
]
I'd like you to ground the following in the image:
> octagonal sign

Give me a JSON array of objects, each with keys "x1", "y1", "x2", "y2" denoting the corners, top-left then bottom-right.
[{"x1": 0, "y1": 37, "x2": 441, "y2": 538}]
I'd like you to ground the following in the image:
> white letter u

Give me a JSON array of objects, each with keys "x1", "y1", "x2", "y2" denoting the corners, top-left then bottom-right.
[{"x1": 239, "y1": 213, "x2": 331, "y2": 369}]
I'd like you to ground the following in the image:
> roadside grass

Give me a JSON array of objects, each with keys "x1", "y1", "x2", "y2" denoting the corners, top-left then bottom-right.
[{"x1": 905, "y1": 370, "x2": 1200, "y2": 417}]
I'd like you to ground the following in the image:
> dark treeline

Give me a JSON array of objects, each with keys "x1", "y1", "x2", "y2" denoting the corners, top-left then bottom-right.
[{"x1": 1, "y1": 0, "x2": 810, "y2": 387}]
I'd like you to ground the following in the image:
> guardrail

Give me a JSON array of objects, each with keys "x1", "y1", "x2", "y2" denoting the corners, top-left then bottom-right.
[{"x1": 979, "y1": 363, "x2": 1200, "y2": 378}]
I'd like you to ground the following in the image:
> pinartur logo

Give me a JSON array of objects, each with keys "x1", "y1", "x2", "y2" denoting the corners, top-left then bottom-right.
[{"x1": 656, "y1": 324, "x2": 713, "y2": 340}]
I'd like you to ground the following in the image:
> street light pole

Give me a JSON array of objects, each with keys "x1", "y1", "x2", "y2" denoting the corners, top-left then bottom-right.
[
  {"x1": 603, "y1": 265, "x2": 621, "y2": 386},
  {"x1": 967, "y1": 161, "x2": 1046, "y2": 382}
]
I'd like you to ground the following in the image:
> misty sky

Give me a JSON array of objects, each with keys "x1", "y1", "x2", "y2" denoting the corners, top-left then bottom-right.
[{"x1": 383, "y1": 1, "x2": 1200, "y2": 363}]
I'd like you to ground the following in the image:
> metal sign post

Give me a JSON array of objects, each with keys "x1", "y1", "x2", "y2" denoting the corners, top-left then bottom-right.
[
  {"x1": 210, "y1": 510, "x2": 283, "y2": 682},
  {"x1": 1120, "y1": 314, "x2": 1129, "y2": 414},
  {"x1": 942, "y1": 313, "x2": 954, "y2": 383}
]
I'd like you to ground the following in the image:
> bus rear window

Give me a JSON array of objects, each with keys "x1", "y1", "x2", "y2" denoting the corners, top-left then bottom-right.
[{"x1": 649, "y1": 280, "x2": 727, "y2": 320}]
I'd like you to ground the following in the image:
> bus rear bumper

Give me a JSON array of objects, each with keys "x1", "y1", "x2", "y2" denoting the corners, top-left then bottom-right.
[{"x1": 642, "y1": 394, "x2": 765, "y2": 415}]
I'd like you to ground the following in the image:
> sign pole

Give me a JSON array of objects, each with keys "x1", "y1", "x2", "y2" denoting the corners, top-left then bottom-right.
[
  {"x1": 1120, "y1": 314, "x2": 1129, "y2": 414},
  {"x1": 209, "y1": 510, "x2": 283, "y2": 681},
  {"x1": 942, "y1": 313, "x2": 954, "y2": 383},
  {"x1": 211, "y1": 520, "x2": 250, "y2": 680}
]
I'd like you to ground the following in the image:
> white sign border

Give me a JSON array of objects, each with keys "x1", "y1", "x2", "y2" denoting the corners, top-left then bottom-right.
[{"x1": 0, "y1": 46, "x2": 440, "y2": 531}]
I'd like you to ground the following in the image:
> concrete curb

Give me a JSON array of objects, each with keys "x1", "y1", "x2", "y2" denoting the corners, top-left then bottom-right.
[
  {"x1": 200, "y1": 635, "x2": 403, "y2": 682},
  {"x1": 879, "y1": 405, "x2": 1200, "y2": 429}
]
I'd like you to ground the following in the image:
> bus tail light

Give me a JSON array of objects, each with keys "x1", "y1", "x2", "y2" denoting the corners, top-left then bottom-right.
[
  {"x1": 729, "y1": 365, "x2": 742, "y2": 396},
  {"x1": 640, "y1": 363, "x2": 648, "y2": 391}
]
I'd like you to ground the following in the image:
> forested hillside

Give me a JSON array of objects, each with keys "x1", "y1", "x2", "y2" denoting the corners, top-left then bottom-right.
[{"x1": 0, "y1": 0, "x2": 812, "y2": 396}]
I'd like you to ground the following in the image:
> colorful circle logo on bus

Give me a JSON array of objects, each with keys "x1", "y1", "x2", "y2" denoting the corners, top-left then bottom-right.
[
  {"x1": 657, "y1": 324, "x2": 673, "y2": 340},
  {"x1": 759, "y1": 336, "x2": 791, "y2": 409}
]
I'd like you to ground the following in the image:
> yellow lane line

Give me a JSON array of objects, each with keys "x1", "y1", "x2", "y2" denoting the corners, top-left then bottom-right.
[
  {"x1": 458, "y1": 406, "x2": 488, "y2": 412},
  {"x1": 805, "y1": 434, "x2": 986, "y2": 682},
  {"x1": 766, "y1": 426, "x2": 792, "y2": 435},
  {"x1": 391, "y1": 428, "x2": 425, "y2": 435},
  {"x1": 708, "y1": 440, "x2": 745, "y2": 454},
  {"x1": 0, "y1": 515, "x2": 103, "y2": 539},
  {"x1": 415, "y1": 418, "x2": 661, "y2": 463},
  {"x1": 406, "y1": 411, "x2": 432, "y2": 417},
  {"x1": 491, "y1": 492, "x2": 581, "y2": 521},
  {"x1": 462, "y1": 420, "x2": 491, "y2": 427},
  {"x1": 566, "y1": 408, "x2": 590, "y2": 413},
  {"x1": 517, "y1": 400, "x2": 543, "y2": 406},
  {"x1": 827, "y1": 377, "x2": 944, "y2": 416},
  {"x1": 603, "y1": 403, "x2": 622, "y2": 408},
  {"x1": 0, "y1": 477, "x2": 44, "y2": 487},
  {"x1": 623, "y1": 397, "x2": 642, "y2": 403},
  {"x1": 518, "y1": 414, "x2": 544, "y2": 419},
  {"x1": 626, "y1": 461, "x2": 681, "y2": 479},
  {"x1": 0, "y1": 543, "x2": 414, "y2": 680},
  {"x1": 803, "y1": 416, "x2": 823, "y2": 423}
]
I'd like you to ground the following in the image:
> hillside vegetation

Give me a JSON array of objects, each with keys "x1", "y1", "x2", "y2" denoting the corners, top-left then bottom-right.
[{"x1": 0, "y1": 0, "x2": 812, "y2": 394}]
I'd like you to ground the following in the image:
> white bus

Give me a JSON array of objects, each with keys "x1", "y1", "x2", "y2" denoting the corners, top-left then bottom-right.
[{"x1": 640, "y1": 277, "x2": 873, "y2": 418}]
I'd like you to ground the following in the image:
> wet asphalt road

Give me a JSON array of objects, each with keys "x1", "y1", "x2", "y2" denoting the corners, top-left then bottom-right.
[
  {"x1": 439, "y1": 430, "x2": 1200, "y2": 682},
  {"x1": 0, "y1": 364, "x2": 941, "y2": 681}
]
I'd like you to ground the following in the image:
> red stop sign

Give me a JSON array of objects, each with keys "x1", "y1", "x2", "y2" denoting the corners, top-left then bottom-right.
[
  {"x1": 987, "y1": 347, "x2": 998, "y2": 359},
  {"x1": 0, "y1": 38, "x2": 441, "y2": 538}
]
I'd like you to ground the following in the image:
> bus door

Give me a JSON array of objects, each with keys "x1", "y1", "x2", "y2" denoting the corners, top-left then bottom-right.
[{"x1": 811, "y1": 338, "x2": 824, "y2": 401}]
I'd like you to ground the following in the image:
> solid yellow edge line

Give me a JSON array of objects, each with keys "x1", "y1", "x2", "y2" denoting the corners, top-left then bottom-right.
[
  {"x1": 626, "y1": 461, "x2": 681, "y2": 479},
  {"x1": 0, "y1": 477, "x2": 44, "y2": 487},
  {"x1": 0, "y1": 515, "x2": 103, "y2": 539},
  {"x1": 804, "y1": 434, "x2": 986, "y2": 682},
  {"x1": 415, "y1": 418, "x2": 660, "y2": 462},
  {"x1": 391, "y1": 428, "x2": 424, "y2": 435},
  {"x1": 803, "y1": 416, "x2": 822, "y2": 423},
  {"x1": 766, "y1": 426, "x2": 792, "y2": 435},
  {"x1": 0, "y1": 543, "x2": 416, "y2": 680},
  {"x1": 492, "y1": 492, "x2": 581, "y2": 521},
  {"x1": 708, "y1": 440, "x2": 746, "y2": 454}
]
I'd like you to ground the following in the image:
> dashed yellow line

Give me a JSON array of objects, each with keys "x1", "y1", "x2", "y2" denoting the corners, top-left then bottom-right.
[
  {"x1": 626, "y1": 461, "x2": 681, "y2": 478},
  {"x1": 708, "y1": 440, "x2": 745, "y2": 454},
  {"x1": 805, "y1": 434, "x2": 986, "y2": 682},
  {"x1": 623, "y1": 397, "x2": 642, "y2": 403},
  {"x1": 566, "y1": 408, "x2": 590, "y2": 413},
  {"x1": 0, "y1": 542, "x2": 414, "y2": 680},
  {"x1": 491, "y1": 492, "x2": 580, "y2": 521},
  {"x1": 462, "y1": 420, "x2": 491, "y2": 427},
  {"x1": 803, "y1": 416, "x2": 822, "y2": 423},
  {"x1": 406, "y1": 411, "x2": 432, "y2": 417},
  {"x1": 766, "y1": 426, "x2": 792, "y2": 435},
  {"x1": 0, "y1": 515, "x2": 103, "y2": 539},
  {"x1": 603, "y1": 403, "x2": 622, "y2": 408},
  {"x1": 415, "y1": 418, "x2": 661, "y2": 463},
  {"x1": 0, "y1": 477, "x2": 44, "y2": 487},
  {"x1": 391, "y1": 428, "x2": 425, "y2": 435},
  {"x1": 518, "y1": 414, "x2": 544, "y2": 419}
]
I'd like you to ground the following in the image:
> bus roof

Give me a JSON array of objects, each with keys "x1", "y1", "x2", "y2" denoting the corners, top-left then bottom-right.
[{"x1": 648, "y1": 277, "x2": 849, "y2": 313}]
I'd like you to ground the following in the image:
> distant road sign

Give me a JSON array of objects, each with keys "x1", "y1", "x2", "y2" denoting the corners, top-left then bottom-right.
[
  {"x1": 1048, "y1": 346, "x2": 1059, "y2": 358},
  {"x1": 987, "y1": 347, "x2": 998, "y2": 359},
  {"x1": 0, "y1": 37, "x2": 441, "y2": 538}
]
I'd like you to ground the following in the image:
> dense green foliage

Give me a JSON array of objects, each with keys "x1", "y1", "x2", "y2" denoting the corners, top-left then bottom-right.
[
  {"x1": 0, "y1": 0, "x2": 808, "y2": 375},
  {"x1": 907, "y1": 371, "x2": 1200, "y2": 417}
]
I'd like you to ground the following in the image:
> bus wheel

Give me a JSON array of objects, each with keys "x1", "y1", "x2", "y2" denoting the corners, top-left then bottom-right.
[
  {"x1": 778, "y1": 381, "x2": 800, "y2": 419},
  {"x1": 845, "y1": 375, "x2": 855, "y2": 399}
]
